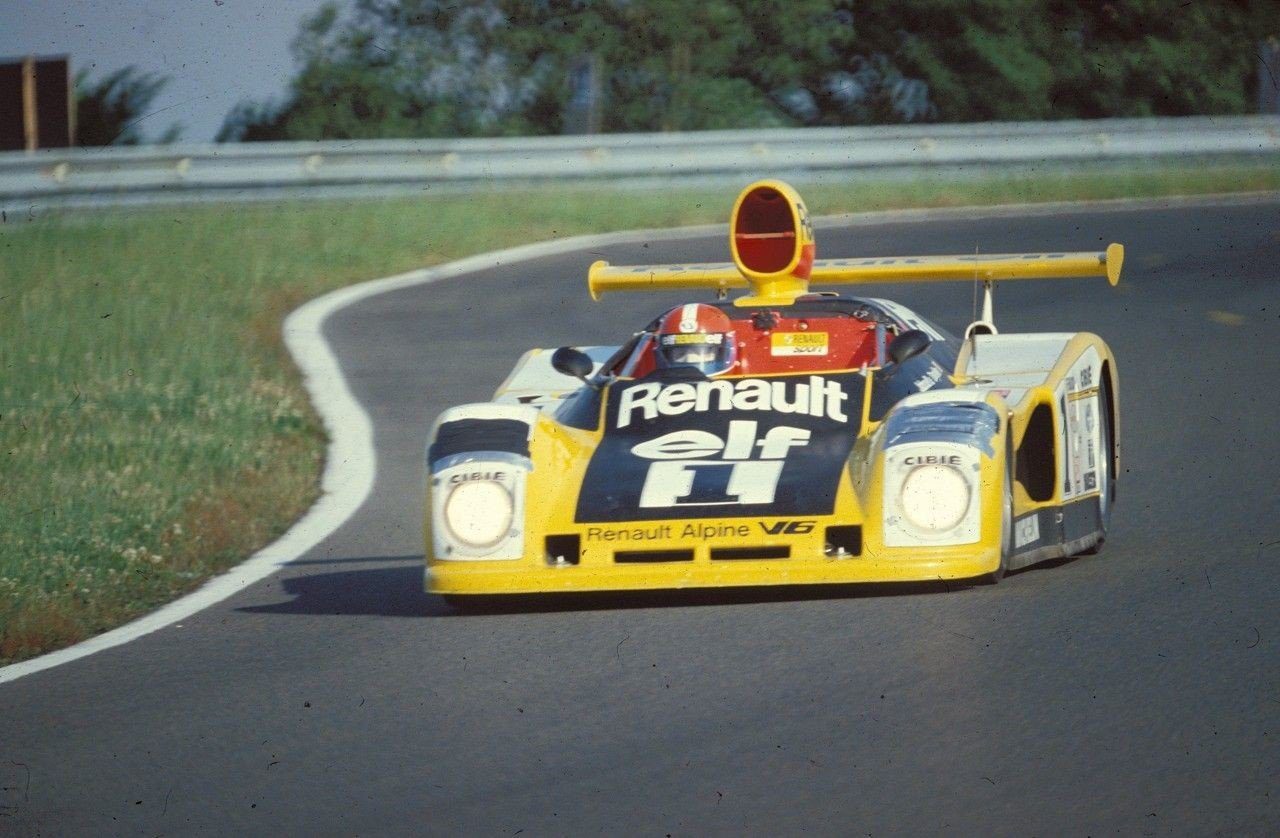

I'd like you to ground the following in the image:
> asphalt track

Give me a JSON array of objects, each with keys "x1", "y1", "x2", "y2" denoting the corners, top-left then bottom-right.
[{"x1": 3, "y1": 197, "x2": 1280, "y2": 836}]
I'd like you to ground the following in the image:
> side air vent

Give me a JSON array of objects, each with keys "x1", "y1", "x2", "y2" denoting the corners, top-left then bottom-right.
[
  {"x1": 615, "y1": 549, "x2": 694, "y2": 563},
  {"x1": 824, "y1": 526, "x2": 862, "y2": 557},
  {"x1": 1017, "y1": 403, "x2": 1056, "y2": 502},
  {"x1": 545, "y1": 534, "x2": 580, "y2": 566},
  {"x1": 711, "y1": 546, "x2": 790, "y2": 560}
]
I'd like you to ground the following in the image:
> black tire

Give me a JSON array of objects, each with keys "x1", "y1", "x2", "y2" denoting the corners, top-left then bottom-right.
[
  {"x1": 1080, "y1": 382, "x2": 1115, "y2": 555},
  {"x1": 440, "y1": 594, "x2": 504, "y2": 612}
]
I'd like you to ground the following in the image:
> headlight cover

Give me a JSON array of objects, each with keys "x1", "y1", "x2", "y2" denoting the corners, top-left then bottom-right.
[
  {"x1": 430, "y1": 456, "x2": 528, "y2": 560},
  {"x1": 444, "y1": 479, "x2": 514, "y2": 549},
  {"x1": 882, "y1": 443, "x2": 982, "y2": 547},
  {"x1": 899, "y1": 464, "x2": 970, "y2": 531}
]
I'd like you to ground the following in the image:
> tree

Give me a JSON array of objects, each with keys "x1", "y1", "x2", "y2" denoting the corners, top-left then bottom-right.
[
  {"x1": 75, "y1": 66, "x2": 182, "y2": 146},
  {"x1": 221, "y1": 0, "x2": 906, "y2": 140},
  {"x1": 847, "y1": 0, "x2": 1280, "y2": 121},
  {"x1": 219, "y1": 1, "x2": 546, "y2": 141},
  {"x1": 218, "y1": 0, "x2": 1278, "y2": 141},
  {"x1": 1044, "y1": 0, "x2": 1280, "y2": 118}
]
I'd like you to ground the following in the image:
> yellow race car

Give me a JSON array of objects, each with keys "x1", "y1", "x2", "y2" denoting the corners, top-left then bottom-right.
[{"x1": 425, "y1": 180, "x2": 1121, "y2": 599}]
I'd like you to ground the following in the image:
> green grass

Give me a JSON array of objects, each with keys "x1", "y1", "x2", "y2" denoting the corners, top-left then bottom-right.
[{"x1": 2, "y1": 159, "x2": 1278, "y2": 663}]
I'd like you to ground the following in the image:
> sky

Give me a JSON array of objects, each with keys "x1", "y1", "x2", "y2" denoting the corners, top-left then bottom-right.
[{"x1": 0, "y1": 0, "x2": 348, "y2": 142}]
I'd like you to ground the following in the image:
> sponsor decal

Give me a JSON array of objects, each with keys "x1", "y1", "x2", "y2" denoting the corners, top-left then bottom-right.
[
  {"x1": 770, "y1": 331, "x2": 829, "y2": 356},
  {"x1": 584, "y1": 522, "x2": 755, "y2": 542},
  {"x1": 913, "y1": 362, "x2": 945, "y2": 392},
  {"x1": 797, "y1": 203, "x2": 813, "y2": 241},
  {"x1": 759, "y1": 520, "x2": 816, "y2": 535},
  {"x1": 630, "y1": 424, "x2": 810, "y2": 461},
  {"x1": 625, "y1": 263, "x2": 737, "y2": 275},
  {"x1": 632, "y1": 421, "x2": 808, "y2": 508},
  {"x1": 576, "y1": 373, "x2": 862, "y2": 523},
  {"x1": 1014, "y1": 515, "x2": 1040, "y2": 549},
  {"x1": 449, "y1": 470, "x2": 507, "y2": 484},
  {"x1": 616, "y1": 374, "x2": 849, "y2": 430},
  {"x1": 662, "y1": 333, "x2": 723, "y2": 346},
  {"x1": 1060, "y1": 349, "x2": 1103, "y2": 502},
  {"x1": 1068, "y1": 388, "x2": 1084, "y2": 496},
  {"x1": 903, "y1": 454, "x2": 961, "y2": 466},
  {"x1": 585, "y1": 524, "x2": 672, "y2": 542}
]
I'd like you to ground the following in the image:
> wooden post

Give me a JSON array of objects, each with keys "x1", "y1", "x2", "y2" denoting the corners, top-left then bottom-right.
[
  {"x1": 21, "y1": 55, "x2": 38, "y2": 152},
  {"x1": 66, "y1": 58, "x2": 76, "y2": 146}
]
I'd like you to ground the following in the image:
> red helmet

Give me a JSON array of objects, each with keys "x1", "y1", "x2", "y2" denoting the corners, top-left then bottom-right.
[{"x1": 654, "y1": 304, "x2": 738, "y2": 376}]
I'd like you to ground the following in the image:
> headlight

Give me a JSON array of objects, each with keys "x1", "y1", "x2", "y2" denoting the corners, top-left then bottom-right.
[
  {"x1": 899, "y1": 464, "x2": 970, "y2": 532},
  {"x1": 443, "y1": 480, "x2": 513, "y2": 548}
]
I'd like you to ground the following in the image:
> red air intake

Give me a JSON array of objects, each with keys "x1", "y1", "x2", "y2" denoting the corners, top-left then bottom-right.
[{"x1": 734, "y1": 186, "x2": 797, "y2": 275}]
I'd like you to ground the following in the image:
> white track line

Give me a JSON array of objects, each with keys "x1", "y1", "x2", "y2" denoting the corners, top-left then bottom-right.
[{"x1": 2, "y1": 191, "x2": 1275, "y2": 686}]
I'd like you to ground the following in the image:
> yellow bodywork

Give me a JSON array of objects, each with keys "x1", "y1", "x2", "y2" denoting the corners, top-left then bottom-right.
[
  {"x1": 588, "y1": 178, "x2": 1119, "y2": 305},
  {"x1": 589, "y1": 245, "x2": 1123, "y2": 303},
  {"x1": 426, "y1": 387, "x2": 1010, "y2": 594}
]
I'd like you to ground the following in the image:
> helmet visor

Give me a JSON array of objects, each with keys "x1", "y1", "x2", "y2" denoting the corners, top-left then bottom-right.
[{"x1": 657, "y1": 333, "x2": 734, "y2": 375}]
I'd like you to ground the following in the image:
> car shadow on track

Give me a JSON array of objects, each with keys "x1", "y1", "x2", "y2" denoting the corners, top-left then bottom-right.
[
  {"x1": 237, "y1": 557, "x2": 444, "y2": 618},
  {"x1": 235, "y1": 554, "x2": 1014, "y2": 619}
]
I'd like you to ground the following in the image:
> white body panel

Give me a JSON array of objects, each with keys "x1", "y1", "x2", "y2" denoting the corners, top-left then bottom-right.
[
  {"x1": 962, "y1": 333, "x2": 1078, "y2": 376},
  {"x1": 1055, "y1": 346, "x2": 1105, "y2": 502},
  {"x1": 428, "y1": 403, "x2": 539, "y2": 561},
  {"x1": 493, "y1": 346, "x2": 617, "y2": 406}
]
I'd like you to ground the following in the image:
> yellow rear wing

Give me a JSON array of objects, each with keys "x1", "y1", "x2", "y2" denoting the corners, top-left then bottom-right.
[{"x1": 587, "y1": 180, "x2": 1123, "y2": 306}]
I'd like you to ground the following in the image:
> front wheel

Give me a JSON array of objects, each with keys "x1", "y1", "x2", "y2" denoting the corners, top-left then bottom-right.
[{"x1": 440, "y1": 594, "x2": 505, "y2": 612}]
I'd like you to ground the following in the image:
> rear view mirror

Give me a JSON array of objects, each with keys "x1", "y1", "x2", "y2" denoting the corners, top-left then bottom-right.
[
  {"x1": 551, "y1": 346, "x2": 594, "y2": 383},
  {"x1": 887, "y1": 329, "x2": 931, "y2": 366}
]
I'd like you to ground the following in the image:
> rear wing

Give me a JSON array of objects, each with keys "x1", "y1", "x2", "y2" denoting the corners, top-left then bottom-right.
[{"x1": 588, "y1": 180, "x2": 1123, "y2": 306}]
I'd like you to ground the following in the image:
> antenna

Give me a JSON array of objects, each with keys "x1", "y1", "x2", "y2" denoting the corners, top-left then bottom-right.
[
  {"x1": 971, "y1": 242, "x2": 980, "y2": 326},
  {"x1": 962, "y1": 243, "x2": 998, "y2": 344}
]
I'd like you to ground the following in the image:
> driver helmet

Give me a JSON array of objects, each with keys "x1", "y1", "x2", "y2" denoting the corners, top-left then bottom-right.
[{"x1": 655, "y1": 303, "x2": 738, "y2": 376}]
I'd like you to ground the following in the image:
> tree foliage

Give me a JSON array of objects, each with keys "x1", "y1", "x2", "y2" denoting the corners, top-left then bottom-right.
[
  {"x1": 219, "y1": 0, "x2": 1279, "y2": 142},
  {"x1": 75, "y1": 66, "x2": 181, "y2": 146},
  {"x1": 856, "y1": 0, "x2": 1280, "y2": 121}
]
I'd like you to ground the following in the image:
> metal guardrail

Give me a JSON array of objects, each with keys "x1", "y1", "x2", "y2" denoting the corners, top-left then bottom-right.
[{"x1": 2, "y1": 115, "x2": 1277, "y2": 209}]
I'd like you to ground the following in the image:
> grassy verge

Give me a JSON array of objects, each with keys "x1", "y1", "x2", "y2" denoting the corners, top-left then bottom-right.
[{"x1": 2, "y1": 159, "x2": 1278, "y2": 663}]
